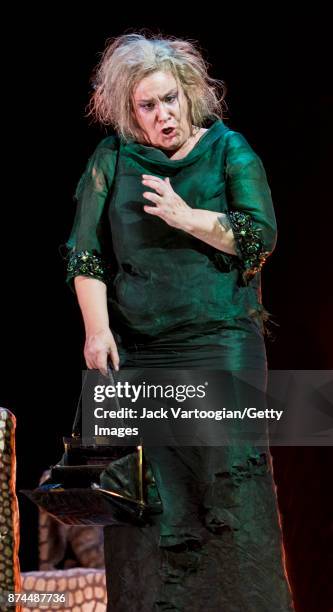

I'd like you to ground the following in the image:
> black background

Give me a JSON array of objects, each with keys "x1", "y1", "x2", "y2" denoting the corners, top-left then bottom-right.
[{"x1": 1, "y1": 8, "x2": 332, "y2": 612}]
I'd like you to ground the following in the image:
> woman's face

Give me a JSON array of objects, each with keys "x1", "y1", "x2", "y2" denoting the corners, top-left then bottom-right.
[{"x1": 132, "y1": 71, "x2": 192, "y2": 152}]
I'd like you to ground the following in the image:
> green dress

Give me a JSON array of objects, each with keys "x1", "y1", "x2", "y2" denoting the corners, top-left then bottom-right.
[{"x1": 66, "y1": 117, "x2": 294, "y2": 611}]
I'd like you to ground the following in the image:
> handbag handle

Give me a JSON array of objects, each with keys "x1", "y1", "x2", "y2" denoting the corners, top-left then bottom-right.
[{"x1": 71, "y1": 362, "x2": 122, "y2": 438}]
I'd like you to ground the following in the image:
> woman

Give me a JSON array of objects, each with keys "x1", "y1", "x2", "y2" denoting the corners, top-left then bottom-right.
[{"x1": 66, "y1": 33, "x2": 294, "y2": 611}]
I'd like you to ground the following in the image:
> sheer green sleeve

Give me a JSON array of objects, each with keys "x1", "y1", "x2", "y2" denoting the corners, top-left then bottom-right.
[
  {"x1": 66, "y1": 139, "x2": 118, "y2": 289},
  {"x1": 223, "y1": 131, "x2": 277, "y2": 282}
]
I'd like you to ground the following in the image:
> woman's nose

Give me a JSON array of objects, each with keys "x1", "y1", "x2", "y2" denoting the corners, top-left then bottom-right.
[{"x1": 156, "y1": 102, "x2": 170, "y2": 121}]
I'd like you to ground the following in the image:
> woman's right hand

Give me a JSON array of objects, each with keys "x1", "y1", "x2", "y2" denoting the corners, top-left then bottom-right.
[{"x1": 84, "y1": 328, "x2": 120, "y2": 376}]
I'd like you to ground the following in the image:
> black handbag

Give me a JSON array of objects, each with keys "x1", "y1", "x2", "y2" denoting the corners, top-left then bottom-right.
[{"x1": 21, "y1": 367, "x2": 163, "y2": 526}]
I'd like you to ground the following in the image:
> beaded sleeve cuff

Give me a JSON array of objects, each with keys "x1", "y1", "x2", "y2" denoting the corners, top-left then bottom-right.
[
  {"x1": 225, "y1": 211, "x2": 270, "y2": 280},
  {"x1": 66, "y1": 249, "x2": 111, "y2": 284}
]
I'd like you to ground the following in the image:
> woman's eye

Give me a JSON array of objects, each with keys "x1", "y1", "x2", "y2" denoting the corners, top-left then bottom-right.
[
  {"x1": 141, "y1": 103, "x2": 154, "y2": 111},
  {"x1": 139, "y1": 95, "x2": 176, "y2": 111}
]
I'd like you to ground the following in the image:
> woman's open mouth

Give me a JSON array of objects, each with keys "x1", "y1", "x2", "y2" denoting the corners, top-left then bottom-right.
[{"x1": 161, "y1": 127, "x2": 176, "y2": 138}]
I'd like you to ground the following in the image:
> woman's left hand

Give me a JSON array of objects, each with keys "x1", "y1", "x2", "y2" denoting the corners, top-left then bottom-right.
[{"x1": 142, "y1": 175, "x2": 192, "y2": 230}]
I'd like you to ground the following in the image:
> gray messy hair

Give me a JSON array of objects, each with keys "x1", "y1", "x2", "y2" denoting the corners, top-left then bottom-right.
[{"x1": 87, "y1": 33, "x2": 227, "y2": 141}]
